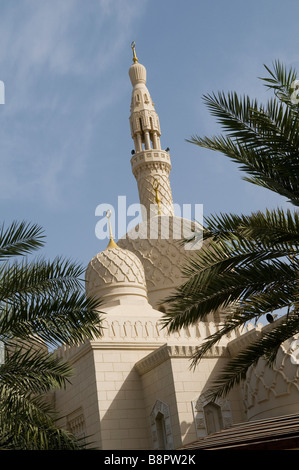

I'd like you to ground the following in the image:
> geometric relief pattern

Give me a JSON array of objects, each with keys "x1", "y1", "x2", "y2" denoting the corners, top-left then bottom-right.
[
  {"x1": 242, "y1": 337, "x2": 299, "y2": 416},
  {"x1": 118, "y1": 217, "x2": 197, "y2": 291},
  {"x1": 131, "y1": 152, "x2": 174, "y2": 218},
  {"x1": 66, "y1": 407, "x2": 86, "y2": 444},
  {"x1": 85, "y1": 245, "x2": 146, "y2": 297},
  {"x1": 150, "y1": 400, "x2": 174, "y2": 450},
  {"x1": 135, "y1": 164, "x2": 174, "y2": 218},
  {"x1": 192, "y1": 395, "x2": 233, "y2": 438}
]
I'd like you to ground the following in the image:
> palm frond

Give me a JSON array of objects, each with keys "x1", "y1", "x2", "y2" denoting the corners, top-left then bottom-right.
[
  {"x1": 164, "y1": 207, "x2": 299, "y2": 330},
  {"x1": 0, "y1": 220, "x2": 103, "y2": 448},
  {"x1": 188, "y1": 67, "x2": 299, "y2": 204},
  {"x1": 203, "y1": 311, "x2": 299, "y2": 401},
  {"x1": 0, "y1": 256, "x2": 86, "y2": 304},
  {"x1": 0, "y1": 221, "x2": 45, "y2": 260},
  {"x1": 0, "y1": 291, "x2": 103, "y2": 348},
  {"x1": 0, "y1": 346, "x2": 73, "y2": 393},
  {"x1": 164, "y1": 61, "x2": 299, "y2": 401}
]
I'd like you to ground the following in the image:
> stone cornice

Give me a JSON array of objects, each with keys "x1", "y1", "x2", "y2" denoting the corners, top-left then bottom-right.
[
  {"x1": 135, "y1": 343, "x2": 229, "y2": 376},
  {"x1": 227, "y1": 316, "x2": 285, "y2": 356},
  {"x1": 131, "y1": 150, "x2": 171, "y2": 175},
  {"x1": 54, "y1": 339, "x2": 166, "y2": 365}
]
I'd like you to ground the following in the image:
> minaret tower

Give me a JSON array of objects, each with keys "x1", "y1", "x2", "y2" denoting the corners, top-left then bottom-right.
[{"x1": 129, "y1": 42, "x2": 174, "y2": 219}]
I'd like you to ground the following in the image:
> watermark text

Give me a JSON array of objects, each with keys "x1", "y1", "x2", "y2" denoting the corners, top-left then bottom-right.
[{"x1": 95, "y1": 196, "x2": 203, "y2": 250}]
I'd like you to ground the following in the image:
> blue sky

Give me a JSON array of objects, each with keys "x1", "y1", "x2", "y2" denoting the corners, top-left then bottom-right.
[{"x1": 0, "y1": 0, "x2": 298, "y2": 268}]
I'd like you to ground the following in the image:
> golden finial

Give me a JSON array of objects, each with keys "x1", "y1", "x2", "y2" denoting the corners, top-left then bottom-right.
[
  {"x1": 153, "y1": 178, "x2": 162, "y2": 215},
  {"x1": 131, "y1": 41, "x2": 138, "y2": 64},
  {"x1": 105, "y1": 209, "x2": 117, "y2": 249}
]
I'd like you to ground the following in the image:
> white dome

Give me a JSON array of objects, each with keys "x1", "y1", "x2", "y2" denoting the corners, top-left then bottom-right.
[
  {"x1": 85, "y1": 244, "x2": 147, "y2": 301},
  {"x1": 129, "y1": 62, "x2": 146, "y2": 86},
  {"x1": 243, "y1": 335, "x2": 299, "y2": 421},
  {"x1": 117, "y1": 216, "x2": 203, "y2": 308}
]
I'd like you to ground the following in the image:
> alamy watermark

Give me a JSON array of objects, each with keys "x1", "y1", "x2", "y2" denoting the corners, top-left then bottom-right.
[
  {"x1": 290, "y1": 80, "x2": 299, "y2": 104},
  {"x1": 0, "y1": 81, "x2": 4, "y2": 104},
  {"x1": 95, "y1": 196, "x2": 203, "y2": 250}
]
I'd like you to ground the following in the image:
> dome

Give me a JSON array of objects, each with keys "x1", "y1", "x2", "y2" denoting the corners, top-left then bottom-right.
[
  {"x1": 243, "y1": 335, "x2": 299, "y2": 421},
  {"x1": 129, "y1": 62, "x2": 147, "y2": 87},
  {"x1": 118, "y1": 215, "x2": 203, "y2": 308},
  {"x1": 85, "y1": 244, "x2": 147, "y2": 302}
]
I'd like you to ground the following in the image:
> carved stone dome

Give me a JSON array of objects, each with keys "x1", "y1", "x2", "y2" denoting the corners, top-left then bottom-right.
[
  {"x1": 85, "y1": 244, "x2": 147, "y2": 301},
  {"x1": 117, "y1": 215, "x2": 203, "y2": 308},
  {"x1": 243, "y1": 335, "x2": 299, "y2": 421}
]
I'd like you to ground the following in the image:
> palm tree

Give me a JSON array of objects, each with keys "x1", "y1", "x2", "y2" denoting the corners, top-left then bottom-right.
[
  {"x1": 0, "y1": 220, "x2": 102, "y2": 449},
  {"x1": 163, "y1": 61, "x2": 299, "y2": 401}
]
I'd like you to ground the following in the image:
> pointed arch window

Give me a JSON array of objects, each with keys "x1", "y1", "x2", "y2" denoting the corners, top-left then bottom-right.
[
  {"x1": 155, "y1": 411, "x2": 167, "y2": 449},
  {"x1": 192, "y1": 395, "x2": 233, "y2": 438},
  {"x1": 203, "y1": 402, "x2": 224, "y2": 434},
  {"x1": 150, "y1": 400, "x2": 173, "y2": 450}
]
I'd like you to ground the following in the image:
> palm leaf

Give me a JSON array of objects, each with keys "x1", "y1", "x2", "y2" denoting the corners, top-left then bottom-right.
[
  {"x1": 164, "y1": 62, "x2": 299, "y2": 400},
  {"x1": 0, "y1": 221, "x2": 45, "y2": 260},
  {"x1": 203, "y1": 311, "x2": 299, "y2": 401}
]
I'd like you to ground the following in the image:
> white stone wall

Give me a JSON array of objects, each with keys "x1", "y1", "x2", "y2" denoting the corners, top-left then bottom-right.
[
  {"x1": 54, "y1": 342, "x2": 103, "y2": 448},
  {"x1": 135, "y1": 344, "x2": 245, "y2": 448},
  {"x1": 93, "y1": 347, "x2": 152, "y2": 449}
]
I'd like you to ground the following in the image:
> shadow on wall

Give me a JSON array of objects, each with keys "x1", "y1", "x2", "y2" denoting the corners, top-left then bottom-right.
[
  {"x1": 97, "y1": 367, "x2": 152, "y2": 450},
  {"x1": 96, "y1": 353, "x2": 195, "y2": 450}
]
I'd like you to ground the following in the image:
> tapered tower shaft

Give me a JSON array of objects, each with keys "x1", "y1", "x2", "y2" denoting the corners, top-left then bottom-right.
[{"x1": 129, "y1": 43, "x2": 174, "y2": 219}]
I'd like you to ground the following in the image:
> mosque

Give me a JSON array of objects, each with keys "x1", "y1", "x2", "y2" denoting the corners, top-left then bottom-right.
[{"x1": 53, "y1": 44, "x2": 299, "y2": 450}]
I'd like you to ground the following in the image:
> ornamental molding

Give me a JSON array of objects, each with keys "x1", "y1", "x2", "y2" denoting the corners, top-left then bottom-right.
[
  {"x1": 135, "y1": 344, "x2": 195, "y2": 376},
  {"x1": 243, "y1": 335, "x2": 299, "y2": 415},
  {"x1": 130, "y1": 110, "x2": 161, "y2": 134},
  {"x1": 131, "y1": 160, "x2": 172, "y2": 177},
  {"x1": 227, "y1": 317, "x2": 284, "y2": 357},
  {"x1": 135, "y1": 343, "x2": 228, "y2": 376}
]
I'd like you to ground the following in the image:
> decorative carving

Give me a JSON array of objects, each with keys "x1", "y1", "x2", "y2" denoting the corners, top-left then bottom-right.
[
  {"x1": 85, "y1": 245, "x2": 146, "y2": 298},
  {"x1": 242, "y1": 336, "x2": 299, "y2": 419},
  {"x1": 67, "y1": 408, "x2": 86, "y2": 442},
  {"x1": 130, "y1": 151, "x2": 173, "y2": 218},
  {"x1": 118, "y1": 217, "x2": 192, "y2": 294}
]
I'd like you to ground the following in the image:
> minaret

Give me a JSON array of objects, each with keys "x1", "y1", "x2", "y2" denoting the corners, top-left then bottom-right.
[{"x1": 129, "y1": 42, "x2": 174, "y2": 219}]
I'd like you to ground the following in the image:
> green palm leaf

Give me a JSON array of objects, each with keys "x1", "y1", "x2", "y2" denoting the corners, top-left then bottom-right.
[
  {"x1": 163, "y1": 62, "x2": 299, "y2": 401},
  {"x1": 0, "y1": 221, "x2": 103, "y2": 449},
  {"x1": 0, "y1": 221, "x2": 45, "y2": 260}
]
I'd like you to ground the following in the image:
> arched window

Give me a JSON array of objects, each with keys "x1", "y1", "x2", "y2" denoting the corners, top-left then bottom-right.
[
  {"x1": 203, "y1": 402, "x2": 223, "y2": 434},
  {"x1": 192, "y1": 396, "x2": 233, "y2": 438},
  {"x1": 150, "y1": 400, "x2": 173, "y2": 450},
  {"x1": 155, "y1": 411, "x2": 167, "y2": 449}
]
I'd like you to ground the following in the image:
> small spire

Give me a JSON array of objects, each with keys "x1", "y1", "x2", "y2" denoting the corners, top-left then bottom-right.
[
  {"x1": 105, "y1": 210, "x2": 117, "y2": 249},
  {"x1": 153, "y1": 178, "x2": 162, "y2": 215},
  {"x1": 131, "y1": 41, "x2": 138, "y2": 64}
]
